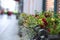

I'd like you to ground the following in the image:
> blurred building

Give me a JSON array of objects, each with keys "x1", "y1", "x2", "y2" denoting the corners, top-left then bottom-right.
[
  {"x1": 56, "y1": 0, "x2": 60, "y2": 14},
  {"x1": 21, "y1": 0, "x2": 60, "y2": 14},
  {"x1": 0, "y1": 0, "x2": 19, "y2": 13},
  {"x1": 0, "y1": 0, "x2": 59, "y2": 14},
  {"x1": 20, "y1": 0, "x2": 54, "y2": 14},
  {"x1": 46, "y1": 0, "x2": 54, "y2": 11},
  {"x1": 23, "y1": 0, "x2": 43, "y2": 15}
]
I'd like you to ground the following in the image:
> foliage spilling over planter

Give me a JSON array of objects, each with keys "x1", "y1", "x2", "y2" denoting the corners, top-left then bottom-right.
[{"x1": 18, "y1": 12, "x2": 60, "y2": 35}]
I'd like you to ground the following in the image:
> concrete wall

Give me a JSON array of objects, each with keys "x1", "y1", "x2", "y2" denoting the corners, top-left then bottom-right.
[{"x1": 23, "y1": 0, "x2": 43, "y2": 15}]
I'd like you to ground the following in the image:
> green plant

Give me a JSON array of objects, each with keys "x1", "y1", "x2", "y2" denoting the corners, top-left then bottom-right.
[{"x1": 18, "y1": 12, "x2": 60, "y2": 35}]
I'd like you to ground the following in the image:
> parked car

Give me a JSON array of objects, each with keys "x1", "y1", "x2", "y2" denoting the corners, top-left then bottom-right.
[{"x1": 7, "y1": 11, "x2": 13, "y2": 16}]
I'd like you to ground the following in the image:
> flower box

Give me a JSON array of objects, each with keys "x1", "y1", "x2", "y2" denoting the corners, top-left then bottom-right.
[
  {"x1": 18, "y1": 12, "x2": 60, "y2": 39},
  {"x1": 48, "y1": 35, "x2": 60, "y2": 40}
]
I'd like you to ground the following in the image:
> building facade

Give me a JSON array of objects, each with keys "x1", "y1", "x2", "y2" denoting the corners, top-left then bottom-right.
[
  {"x1": 46, "y1": 0, "x2": 54, "y2": 11},
  {"x1": 23, "y1": 0, "x2": 43, "y2": 15},
  {"x1": 56, "y1": 0, "x2": 60, "y2": 13},
  {"x1": 19, "y1": 0, "x2": 59, "y2": 14}
]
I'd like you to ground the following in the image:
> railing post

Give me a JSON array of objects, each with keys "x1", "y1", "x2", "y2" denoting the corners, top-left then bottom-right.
[{"x1": 42, "y1": 0, "x2": 46, "y2": 12}]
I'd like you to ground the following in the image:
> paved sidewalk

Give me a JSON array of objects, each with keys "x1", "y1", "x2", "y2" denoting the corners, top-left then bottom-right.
[
  {"x1": 0, "y1": 14, "x2": 20, "y2": 40},
  {"x1": 0, "y1": 14, "x2": 33, "y2": 40}
]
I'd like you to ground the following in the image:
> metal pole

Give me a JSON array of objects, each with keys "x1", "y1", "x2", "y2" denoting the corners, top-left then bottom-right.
[
  {"x1": 42, "y1": 0, "x2": 46, "y2": 12},
  {"x1": 54, "y1": 0, "x2": 57, "y2": 17},
  {"x1": 16, "y1": 1, "x2": 20, "y2": 19},
  {"x1": 18, "y1": 0, "x2": 21, "y2": 14}
]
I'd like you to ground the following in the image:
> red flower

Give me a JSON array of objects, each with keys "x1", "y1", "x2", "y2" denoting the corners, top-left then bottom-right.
[
  {"x1": 47, "y1": 28, "x2": 50, "y2": 32},
  {"x1": 42, "y1": 18, "x2": 48, "y2": 26}
]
